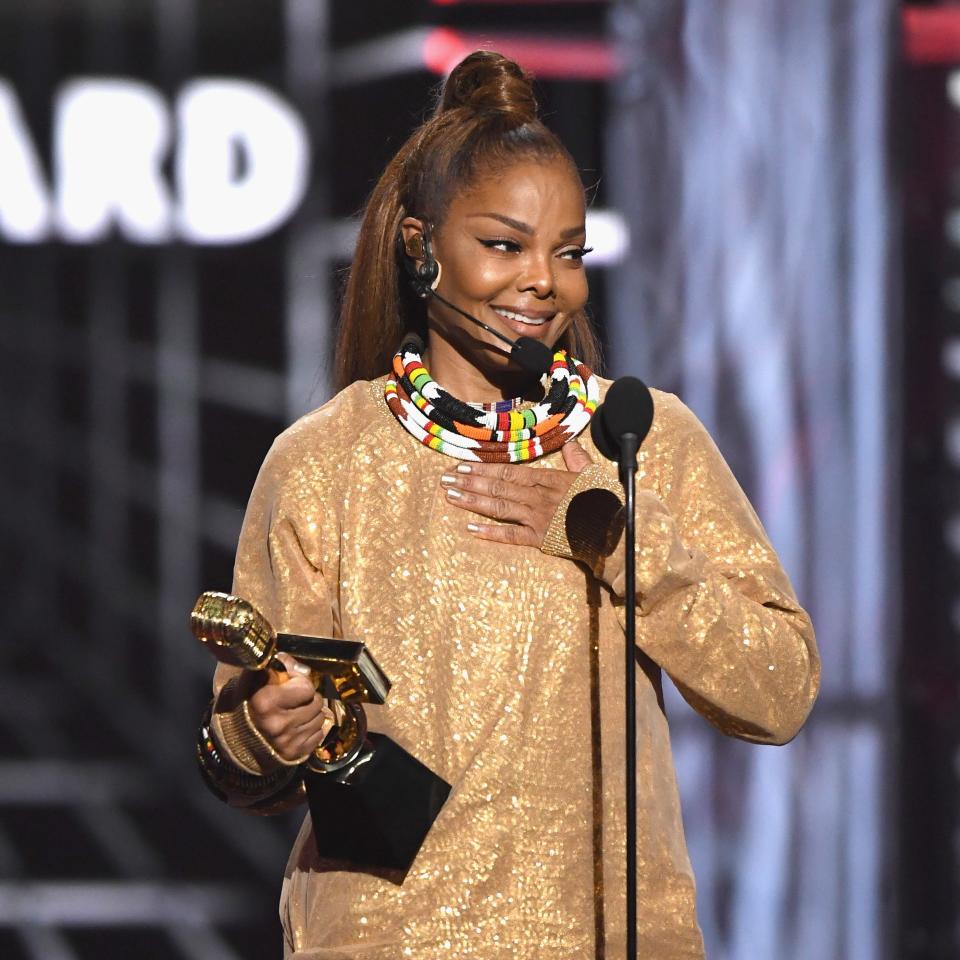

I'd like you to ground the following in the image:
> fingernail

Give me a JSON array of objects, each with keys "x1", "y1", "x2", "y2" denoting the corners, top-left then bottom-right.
[
  {"x1": 466, "y1": 523, "x2": 479, "y2": 532},
  {"x1": 446, "y1": 488, "x2": 463, "y2": 500},
  {"x1": 456, "y1": 464, "x2": 472, "y2": 474},
  {"x1": 293, "y1": 662, "x2": 311, "y2": 675},
  {"x1": 440, "y1": 474, "x2": 457, "y2": 485}
]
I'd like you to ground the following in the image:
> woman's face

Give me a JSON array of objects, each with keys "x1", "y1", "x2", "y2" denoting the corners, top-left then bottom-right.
[{"x1": 407, "y1": 158, "x2": 589, "y2": 383}]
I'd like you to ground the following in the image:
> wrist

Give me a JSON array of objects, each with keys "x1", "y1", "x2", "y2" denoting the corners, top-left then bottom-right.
[
  {"x1": 211, "y1": 677, "x2": 310, "y2": 776},
  {"x1": 540, "y1": 462, "x2": 624, "y2": 574},
  {"x1": 197, "y1": 701, "x2": 303, "y2": 807}
]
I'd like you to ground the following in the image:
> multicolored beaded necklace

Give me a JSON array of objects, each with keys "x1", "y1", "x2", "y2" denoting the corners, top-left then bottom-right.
[{"x1": 384, "y1": 336, "x2": 599, "y2": 463}]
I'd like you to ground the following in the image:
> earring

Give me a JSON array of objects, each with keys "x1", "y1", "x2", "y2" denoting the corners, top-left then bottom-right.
[{"x1": 405, "y1": 234, "x2": 426, "y2": 259}]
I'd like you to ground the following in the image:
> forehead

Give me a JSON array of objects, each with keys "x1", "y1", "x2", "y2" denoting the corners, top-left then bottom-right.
[{"x1": 447, "y1": 159, "x2": 585, "y2": 226}]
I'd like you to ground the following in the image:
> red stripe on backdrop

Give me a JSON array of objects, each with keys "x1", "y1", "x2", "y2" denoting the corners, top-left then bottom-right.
[
  {"x1": 422, "y1": 28, "x2": 618, "y2": 79},
  {"x1": 904, "y1": 7, "x2": 960, "y2": 65}
]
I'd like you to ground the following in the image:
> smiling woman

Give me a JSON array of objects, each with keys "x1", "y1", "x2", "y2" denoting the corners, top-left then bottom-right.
[{"x1": 196, "y1": 50, "x2": 820, "y2": 960}]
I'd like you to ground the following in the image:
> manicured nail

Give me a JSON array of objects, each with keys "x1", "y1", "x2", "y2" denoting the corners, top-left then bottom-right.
[
  {"x1": 456, "y1": 464, "x2": 472, "y2": 474},
  {"x1": 440, "y1": 474, "x2": 457, "y2": 485},
  {"x1": 446, "y1": 488, "x2": 463, "y2": 500},
  {"x1": 466, "y1": 523, "x2": 480, "y2": 532},
  {"x1": 293, "y1": 662, "x2": 311, "y2": 675}
]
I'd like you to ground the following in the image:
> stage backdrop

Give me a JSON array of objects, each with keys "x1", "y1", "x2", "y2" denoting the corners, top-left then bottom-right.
[
  {"x1": 0, "y1": 1, "x2": 900, "y2": 959},
  {"x1": 606, "y1": 2, "x2": 898, "y2": 958}
]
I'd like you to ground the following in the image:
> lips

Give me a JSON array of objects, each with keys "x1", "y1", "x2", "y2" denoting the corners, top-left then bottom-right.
[{"x1": 491, "y1": 305, "x2": 557, "y2": 339}]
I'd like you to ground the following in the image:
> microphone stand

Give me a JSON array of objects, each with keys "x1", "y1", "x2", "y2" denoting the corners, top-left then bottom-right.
[
  {"x1": 589, "y1": 375, "x2": 651, "y2": 960},
  {"x1": 618, "y1": 431, "x2": 639, "y2": 960}
]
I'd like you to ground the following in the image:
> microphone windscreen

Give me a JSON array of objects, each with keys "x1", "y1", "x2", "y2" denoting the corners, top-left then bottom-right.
[
  {"x1": 590, "y1": 376, "x2": 654, "y2": 462},
  {"x1": 399, "y1": 332, "x2": 426, "y2": 357},
  {"x1": 511, "y1": 337, "x2": 553, "y2": 376},
  {"x1": 590, "y1": 405, "x2": 618, "y2": 460},
  {"x1": 604, "y1": 376, "x2": 654, "y2": 444}
]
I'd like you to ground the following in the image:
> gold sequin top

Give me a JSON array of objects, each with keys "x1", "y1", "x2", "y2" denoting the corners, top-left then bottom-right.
[{"x1": 212, "y1": 377, "x2": 820, "y2": 959}]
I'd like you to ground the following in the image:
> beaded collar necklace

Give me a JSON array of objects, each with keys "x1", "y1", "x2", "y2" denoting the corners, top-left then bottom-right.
[{"x1": 384, "y1": 336, "x2": 599, "y2": 463}]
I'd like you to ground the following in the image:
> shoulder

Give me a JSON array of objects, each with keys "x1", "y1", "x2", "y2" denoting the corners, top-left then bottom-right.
[
  {"x1": 276, "y1": 379, "x2": 381, "y2": 447},
  {"x1": 254, "y1": 379, "x2": 388, "y2": 498},
  {"x1": 648, "y1": 388, "x2": 710, "y2": 443},
  {"x1": 582, "y1": 379, "x2": 715, "y2": 491},
  {"x1": 592, "y1": 378, "x2": 727, "y2": 489}
]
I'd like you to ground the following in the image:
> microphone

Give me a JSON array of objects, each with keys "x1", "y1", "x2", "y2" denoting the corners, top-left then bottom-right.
[{"x1": 590, "y1": 376, "x2": 654, "y2": 463}]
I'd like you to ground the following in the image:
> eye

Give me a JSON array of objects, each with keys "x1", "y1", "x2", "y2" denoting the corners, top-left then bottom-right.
[
  {"x1": 479, "y1": 237, "x2": 522, "y2": 254},
  {"x1": 559, "y1": 245, "x2": 593, "y2": 262}
]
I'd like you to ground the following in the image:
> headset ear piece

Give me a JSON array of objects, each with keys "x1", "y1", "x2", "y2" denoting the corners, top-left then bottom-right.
[
  {"x1": 405, "y1": 235, "x2": 426, "y2": 260},
  {"x1": 418, "y1": 258, "x2": 440, "y2": 289},
  {"x1": 399, "y1": 219, "x2": 439, "y2": 298}
]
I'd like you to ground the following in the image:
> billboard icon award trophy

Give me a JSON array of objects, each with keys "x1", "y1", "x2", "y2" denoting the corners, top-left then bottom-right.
[{"x1": 190, "y1": 591, "x2": 450, "y2": 874}]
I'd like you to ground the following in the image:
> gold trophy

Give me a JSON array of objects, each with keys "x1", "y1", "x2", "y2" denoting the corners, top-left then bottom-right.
[{"x1": 191, "y1": 591, "x2": 450, "y2": 874}]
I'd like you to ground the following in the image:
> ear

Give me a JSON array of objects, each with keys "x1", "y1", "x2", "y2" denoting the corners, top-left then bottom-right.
[{"x1": 400, "y1": 217, "x2": 428, "y2": 261}]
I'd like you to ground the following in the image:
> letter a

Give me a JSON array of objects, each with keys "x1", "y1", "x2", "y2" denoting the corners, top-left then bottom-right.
[
  {"x1": 54, "y1": 79, "x2": 173, "y2": 243},
  {"x1": 0, "y1": 80, "x2": 52, "y2": 242}
]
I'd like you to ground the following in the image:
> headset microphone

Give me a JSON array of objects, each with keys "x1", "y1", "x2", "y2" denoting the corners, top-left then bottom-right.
[{"x1": 400, "y1": 226, "x2": 554, "y2": 377}]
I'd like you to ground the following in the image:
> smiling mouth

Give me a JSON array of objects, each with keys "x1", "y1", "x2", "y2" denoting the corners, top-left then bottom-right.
[{"x1": 491, "y1": 306, "x2": 554, "y2": 327}]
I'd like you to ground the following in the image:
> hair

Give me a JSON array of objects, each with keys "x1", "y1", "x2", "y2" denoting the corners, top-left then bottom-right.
[{"x1": 334, "y1": 50, "x2": 603, "y2": 391}]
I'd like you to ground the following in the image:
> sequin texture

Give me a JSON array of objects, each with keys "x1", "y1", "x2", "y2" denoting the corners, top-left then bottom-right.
[{"x1": 215, "y1": 377, "x2": 819, "y2": 959}]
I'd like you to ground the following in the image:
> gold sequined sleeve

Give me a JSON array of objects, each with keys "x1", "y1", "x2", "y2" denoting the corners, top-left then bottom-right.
[
  {"x1": 208, "y1": 428, "x2": 337, "y2": 809},
  {"x1": 544, "y1": 394, "x2": 820, "y2": 746}
]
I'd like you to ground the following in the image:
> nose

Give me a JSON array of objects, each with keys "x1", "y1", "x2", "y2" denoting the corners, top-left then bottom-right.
[{"x1": 517, "y1": 252, "x2": 555, "y2": 298}]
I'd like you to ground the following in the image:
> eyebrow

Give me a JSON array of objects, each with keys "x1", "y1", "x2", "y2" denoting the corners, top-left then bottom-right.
[{"x1": 468, "y1": 212, "x2": 586, "y2": 240}]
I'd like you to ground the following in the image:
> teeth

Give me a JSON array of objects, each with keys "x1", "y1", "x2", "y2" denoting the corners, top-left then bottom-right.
[{"x1": 494, "y1": 308, "x2": 548, "y2": 326}]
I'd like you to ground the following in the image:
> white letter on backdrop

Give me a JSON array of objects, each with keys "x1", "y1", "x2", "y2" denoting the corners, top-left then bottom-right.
[
  {"x1": 54, "y1": 79, "x2": 173, "y2": 243},
  {"x1": 0, "y1": 80, "x2": 52, "y2": 242},
  {"x1": 176, "y1": 79, "x2": 309, "y2": 244}
]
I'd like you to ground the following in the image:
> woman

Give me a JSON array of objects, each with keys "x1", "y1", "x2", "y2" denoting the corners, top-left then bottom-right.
[{"x1": 197, "y1": 51, "x2": 819, "y2": 959}]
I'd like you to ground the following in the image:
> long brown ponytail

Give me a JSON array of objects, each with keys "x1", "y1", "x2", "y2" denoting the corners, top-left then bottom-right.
[{"x1": 334, "y1": 51, "x2": 602, "y2": 391}]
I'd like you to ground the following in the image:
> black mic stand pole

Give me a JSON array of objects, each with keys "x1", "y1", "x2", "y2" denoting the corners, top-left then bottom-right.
[{"x1": 618, "y1": 431, "x2": 639, "y2": 960}]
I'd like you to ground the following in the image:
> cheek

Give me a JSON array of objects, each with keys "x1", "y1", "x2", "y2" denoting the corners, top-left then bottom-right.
[
  {"x1": 459, "y1": 259, "x2": 513, "y2": 300},
  {"x1": 471, "y1": 262, "x2": 504, "y2": 289},
  {"x1": 561, "y1": 270, "x2": 589, "y2": 312}
]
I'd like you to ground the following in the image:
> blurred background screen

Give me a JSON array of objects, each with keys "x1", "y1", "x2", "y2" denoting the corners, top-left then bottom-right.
[{"x1": 0, "y1": 1, "x2": 956, "y2": 958}]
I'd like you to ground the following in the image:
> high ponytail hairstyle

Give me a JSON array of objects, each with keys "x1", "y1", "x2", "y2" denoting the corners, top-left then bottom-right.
[{"x1": 334, "y1": 51, "x2": 602, "y2": 391}]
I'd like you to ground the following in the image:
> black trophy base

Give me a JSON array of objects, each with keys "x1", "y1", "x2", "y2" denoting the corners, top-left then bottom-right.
[{"x1": 305, "y1": 732, "x2": 451, "y2": 874}]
